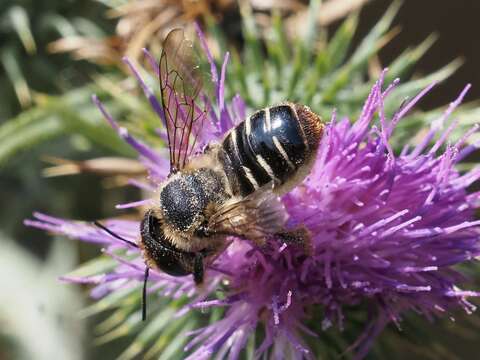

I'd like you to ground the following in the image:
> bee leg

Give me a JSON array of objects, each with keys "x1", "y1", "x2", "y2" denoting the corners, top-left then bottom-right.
[
  {"x1": 142, "y1": 266, "x2": 150, "y2": 321},
  {"x1": 193, "y1": 253, "x2": 205, "y2": 285},
  {"x1": 275, "y1": 226, "x2": 313, "y2": 255}
]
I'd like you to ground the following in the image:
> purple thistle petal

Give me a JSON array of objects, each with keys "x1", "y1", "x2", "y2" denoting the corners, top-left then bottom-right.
[
  {"x1": 410, "y1": 84, "x2": 470, "y2": 157},
  {"x1": 231, "y1": 93, "x2": 247, "y2": 125},
  {"x1": 218, "y1": 52, "x2": 229, "y2": 113},
  {"x1": 25, "y1": 212, "x2": 139, "y2": 248},
  {"x1": 217, "y1": 53, "x2": 236, "y2": 135},
  {"x1": 127, "y1": 178, "x2": 156, "y2": 191},
  {"x1": 59, "y1": 275, "x2": 105, "y2": 284},
  {"x1": 91, "y1": 95, "x2": 168, "y2": 173},
  {"x1": 194, "y1": 22, "x2": 218, "y2": 85},
  {"x1": 388, "y1": 81, "x2": 437, "y2": 138},
  {"x1": 142, "y1": 48, "x2": 160, "y2": 77},
  {"x1": 115, "y1": 199, "x2": 153, "y2": 209},
  {"x1": 122, "y1": 56, "x2": 166, "y2": 127}
]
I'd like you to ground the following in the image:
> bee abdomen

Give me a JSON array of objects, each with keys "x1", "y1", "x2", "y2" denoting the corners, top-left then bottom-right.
[{"x1": 220, "y1": 104, "x2": 324, "y2": 196}]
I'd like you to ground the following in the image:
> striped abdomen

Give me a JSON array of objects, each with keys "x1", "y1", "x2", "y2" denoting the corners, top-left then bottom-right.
[{"x1": 219, "y1": 103, "x2": 324, "y2": 196}]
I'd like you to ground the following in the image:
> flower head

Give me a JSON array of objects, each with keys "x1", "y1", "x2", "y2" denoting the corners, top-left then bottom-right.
[{"x1": 26, "y1": 29, "x2": 480, "y2": 359}]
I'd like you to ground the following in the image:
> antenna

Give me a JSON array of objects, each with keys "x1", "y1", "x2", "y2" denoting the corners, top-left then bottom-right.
[
  {"x1": 94, "y1": 221, "x2": 149, "y2": 320},
  {"x1": 93, "y1": 221, "x2": 138, "y2": 248}
]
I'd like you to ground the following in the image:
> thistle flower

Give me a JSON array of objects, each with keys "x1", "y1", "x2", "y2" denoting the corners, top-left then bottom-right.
[{"x1": 25, "y1": 21, "x2": 480, "y2": 358}]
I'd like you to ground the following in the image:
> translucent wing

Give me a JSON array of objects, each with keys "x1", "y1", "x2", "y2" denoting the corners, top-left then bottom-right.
[
  {"x1": 207, "y1": 185, "x2": 288, "y2": 246},
  {"x1": 159, "y1": 28, "x2": 209, "y2": 174}
]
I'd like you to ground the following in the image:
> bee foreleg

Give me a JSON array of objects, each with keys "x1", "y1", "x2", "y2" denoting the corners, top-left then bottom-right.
[
  {"x1": 275, "y1": 226, "x2": 313, "y2": 255},
  {"x1": 193, "y1": 253, "x2": 205, "y2": 285}
]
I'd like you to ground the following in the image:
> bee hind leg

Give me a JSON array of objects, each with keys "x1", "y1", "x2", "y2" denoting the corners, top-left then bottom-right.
[{"x1": 275, "y1": 226, "x2": 313, "y2": 255}]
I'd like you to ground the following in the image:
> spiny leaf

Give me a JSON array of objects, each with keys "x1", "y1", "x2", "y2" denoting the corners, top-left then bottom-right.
[
  {"x1": 0, "y1": 112, "x2": 63, "y2": 166},
  {"x1": 79, "y1": 284, "x2": 140, "y2": 318},
  {"x1": 318, "y1": 13, "x2": 359, "y2": 77},
  {"x1": 0, "y1": 83, "x2": 136, "y2": 166},
  {"x1": 303, "y1": 0, "x2": 321, "y2": 46},
  {"x1": 40, "y1": 13, "x2": 78, "y2": 37},
  {"x1": 390, "y1": 59, "x2": 462, "y2": 101},
  {"x1": 229, "y1": 49, "x2": 252, "y2": 105},
  {"x1": 205, "y1": 15, "x2": 228, "y2": 57},
  {"x1": 117, "y1": 306, "x2": 178, "y2": 359},
  {"x1": 34, "y1": 89, "x2": 135, "y2": 156},
  {"x1": 94, "y1": 308, "x2": 143, "y2": 344},
  {"x1": 385, "y1": 34, "x2": 438, "y2": 84},
  {"x1": 64, "y1": 255, "x2": 117, "y2": 278},
  {"x1": 305, "y1": 13, "x2": 359, "y2": 102},
  {"x1": 96, "y1": 305, "x2": 137, "y2": 335},
  {"x1": 239, "y1": 0, "x2": 263, "y2": 77},
  {"x1": 336, "y1": 54, "x2": 461, "y2": 109},
  {"x1": 246, "y1": 326, "x2": 256, "y2": 359},
  {"x1": 321, "y1": 1, "x2": 401, "y2": 102},
  {"x1": 1, "y1": 48, "x2": 31, "y2": 107},
  {"x1": 72, "y1": 17, "x2": 107, "y2": 37},
  {"x1": 348, "y1": 0, "x2": 401, "y2": 67},
  {"x1": 154, "y1": 318, "x2": 198, "y2": 360},
  {"x1": 7, "y1": 6, "x2": 36, "y2": 54},
  {"x1": 266, "y1": 11, "x2": 289, "y2": 74}
]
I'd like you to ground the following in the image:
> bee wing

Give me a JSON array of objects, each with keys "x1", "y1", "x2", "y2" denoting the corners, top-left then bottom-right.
[
  {"x1": 208, "y1": 184, "x2": 288, "y2": 246},
  {"x1": 159, "y1": 28, "x2": 211, "y2": 174}
]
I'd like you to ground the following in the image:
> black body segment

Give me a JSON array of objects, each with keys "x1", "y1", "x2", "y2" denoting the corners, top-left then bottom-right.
[
  {"x1": 221, "y1": 131, "x2": 256, "y2": 195},
  {"x1": 236, "y1": 121, "x2": 272, "y2": 184},
  {"x1": 268, "y1": 106, "x2": 307, "y2": 166},
  {"x1": 220, "y1": 104, "x2": 311, "y2": 196}
]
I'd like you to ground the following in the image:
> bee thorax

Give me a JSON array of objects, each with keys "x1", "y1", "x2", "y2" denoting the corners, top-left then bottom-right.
[{"x1": 159, "y1": 168, "x2": 227, "y2": 234}]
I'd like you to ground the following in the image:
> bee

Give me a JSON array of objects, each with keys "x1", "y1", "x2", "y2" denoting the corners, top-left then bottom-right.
[{"x1": 96, "y1": 29, "x2": 324, "y2": 320}]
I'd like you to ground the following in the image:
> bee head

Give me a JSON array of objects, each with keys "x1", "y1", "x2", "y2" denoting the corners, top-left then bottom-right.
[{"x1": 140, "y1": 209, "x2": 192, "y2": 276}]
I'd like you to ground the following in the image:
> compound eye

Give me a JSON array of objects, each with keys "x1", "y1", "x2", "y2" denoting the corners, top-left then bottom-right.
[{"x1": 140, "y1": 210, "x2": 192, "y2": 277}]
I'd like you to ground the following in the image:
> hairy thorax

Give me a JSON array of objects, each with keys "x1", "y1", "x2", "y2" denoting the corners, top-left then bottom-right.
[{"x1": 156, "y1": 167, "x2": 229, "y2": 252}]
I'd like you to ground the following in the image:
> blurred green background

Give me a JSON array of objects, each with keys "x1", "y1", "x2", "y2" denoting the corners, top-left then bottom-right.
[{"x1": 1, "y1": 0, "x2": 479, "y2": 359}]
